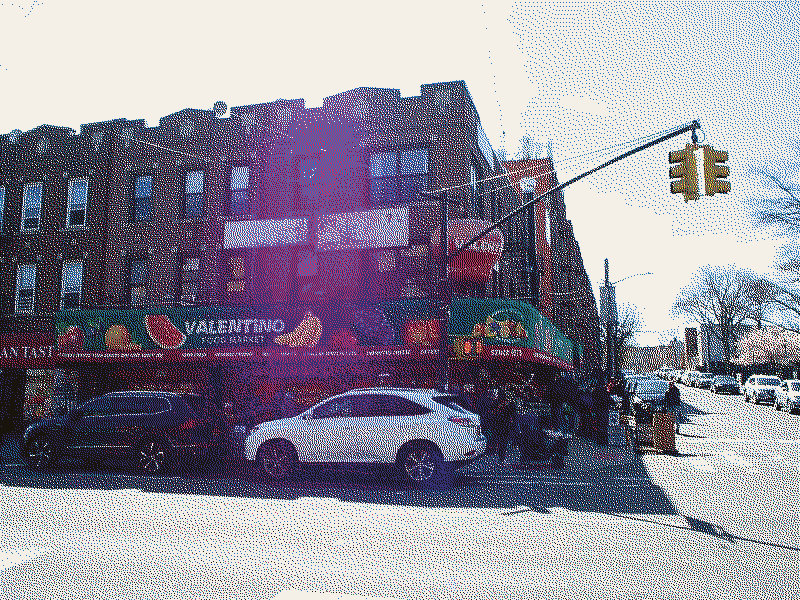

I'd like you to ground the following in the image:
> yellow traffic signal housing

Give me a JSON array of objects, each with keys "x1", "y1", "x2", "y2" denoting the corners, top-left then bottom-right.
[
  {"x1": 669, "y1": 145, "x2": 700, "y2": 202},
  {"x1": 703, "y1": 147, "x2": 730, "y2": 195}
]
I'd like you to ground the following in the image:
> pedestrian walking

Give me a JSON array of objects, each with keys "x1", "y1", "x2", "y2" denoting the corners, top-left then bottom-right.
[
  {"x1": 491, "y1": 386, "x2": 516, "y2": 464},
  {"x1": 666, "y1": 381, "x2": 681, "y2": 434},
  {"x1": 592, "y1": 381, "x2": 613, "y2": 445}
]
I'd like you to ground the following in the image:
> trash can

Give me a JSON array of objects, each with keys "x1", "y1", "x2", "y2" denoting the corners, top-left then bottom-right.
[{"x1": 652, "y1": 412, "x2": 676, "y2": 453}]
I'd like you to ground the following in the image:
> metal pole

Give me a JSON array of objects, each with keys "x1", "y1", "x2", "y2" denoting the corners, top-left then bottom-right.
[
  {"x1": 439, "y1": 191, "x2": 449, "y2": 392},
  {"x1": 450, "y1": 121, "x2": 701, "y2": 265},
  {"x1": 420, "y1": 190, "x2": 450, "y2": 393},
  {"x1": 605, "y1": 259, "x2": 612, "y2": 378}
]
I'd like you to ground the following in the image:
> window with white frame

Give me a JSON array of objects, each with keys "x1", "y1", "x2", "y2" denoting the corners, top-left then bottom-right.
[
  {"x1": 369, "y1": 148, "x2": 428, "y2": 207},
  {"x1": 15, "y1": 263, "x2": 36, "y2": 313},
  {"x1": 61, "y1": 260, "x2": 83, "y2": 309},
  {"x1": 230, "y1": 166, "x2": 250, "y2": 217},
  {"x1": 21, "y1": 182, "x2": 43, "y2": 231},
  {"x1": 185, "y1": 170, "x2": 204, "y2": 218},
  {"x1": 129, "y1": 258, "x2": 149, "y2": 307},
  {"x1": 132, "y1": 175, "x2": 152, "y2": 222},
  {"x1": 67, "y1": 178, "x2": 88, "y2": 228},
  {"x1": 0, "y1": 185, "x2": 5, "y2": 233}
]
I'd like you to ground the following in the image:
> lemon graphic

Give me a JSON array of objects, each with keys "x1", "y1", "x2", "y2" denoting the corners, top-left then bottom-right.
[{"x1": 105, "y1": 325, "x2": 131, "y2": 350}]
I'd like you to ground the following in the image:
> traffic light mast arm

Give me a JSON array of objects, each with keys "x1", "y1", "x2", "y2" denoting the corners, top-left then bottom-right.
[{"x1": 448, "y1": 120, "x2": 701, "y2": 263}]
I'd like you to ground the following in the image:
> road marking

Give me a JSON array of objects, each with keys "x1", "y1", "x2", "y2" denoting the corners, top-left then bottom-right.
[
  {"x1": 686, "y1": 457, "x2": 716, "y2": 472},
  {"x1": 0, "y1": 546, "x2": 53, "y2": 571},
  {"x1": 721, "y1": 451, "x2": 758, "y2": 473},
  {"x1": 272, "y1": 590, "x2": 399, "y2": 600}
]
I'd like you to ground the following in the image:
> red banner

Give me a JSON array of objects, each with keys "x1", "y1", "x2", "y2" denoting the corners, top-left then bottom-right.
[{"x1": 431, "y1": 219, "x2": 504, "y2": 282}]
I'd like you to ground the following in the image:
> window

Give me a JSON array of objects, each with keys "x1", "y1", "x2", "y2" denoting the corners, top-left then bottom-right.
[
  {"x1": 15, "y1": 263, "x2": 36, "y2": 313},
  {"x1": 369, "y1": 148, "x2": 428, "y2": 207},
  {"x1": 178, "y1": 255, "x2": 200, "y2": 303},
  {"x1": 132, "y1": 175, "x2": 152, "y2": 222},
  {"x1": 21, "y1": 182, "x2": 43, "y2": 231},
  {"x1": 79, "y1": 397, "x2": 114, "y2": 417},
  {"x1": 230, "y1": 166, "x2": 250, "y2": 217},
  {"x1": 312, "y1": 395, "x2": 352, "y2": 419},
  {"x1": 185, "y1": 170, "x2": 204, "y2": 219},
  {"x1": 225, "y1": 254, "x2": 248, "y2": 305},
  {"x1": 0, "y1": 185, "x2": 5, "y2": 232},
  {"x1": 128, "y1": 258, "x2": 149, "y2": 307},
  {"x1": 111, "y1": 395, "x2": 169, "y2": 415},
  {"x1": 67, "y1": 178, "x2": 88, "y2": 228},
  {"x1": 354, "y1": 394, "x2": 429, "y2": 417},
  {"x1": 61, "y1": 260, "x2": 83, "y2": 309}
]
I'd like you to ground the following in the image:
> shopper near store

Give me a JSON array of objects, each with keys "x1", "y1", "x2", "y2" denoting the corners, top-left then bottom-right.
[
  {"x1": 476, "y1": 377, "x2": 497, "y2": 454},
  {"x1": 592, "y1": 380, "x2": 613, "y2": 445},
  {"x1": 491, "y1": 385, "x2": 516, "y2": 465}
]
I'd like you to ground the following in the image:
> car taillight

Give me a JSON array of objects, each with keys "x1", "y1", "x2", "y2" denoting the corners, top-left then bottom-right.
[
  {"x1": 179, "y1": 419, "x2": 198, "y2": 431},
  {"x1": 448, "y1": 416, "x2": 475, "y2": 427}
]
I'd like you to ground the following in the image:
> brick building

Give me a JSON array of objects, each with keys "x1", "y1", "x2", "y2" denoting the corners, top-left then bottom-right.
[{"x1": 1, "y1": 81, "x2": 581, "y2": 432}]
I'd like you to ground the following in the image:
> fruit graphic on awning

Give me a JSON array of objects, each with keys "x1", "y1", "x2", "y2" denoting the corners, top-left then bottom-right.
[
  {"x1": 145, "y1": 315, "x2": 186, "y2": 349},
  {"x1": 274, "y1": 312, "x2": 322, "y2": 348}
]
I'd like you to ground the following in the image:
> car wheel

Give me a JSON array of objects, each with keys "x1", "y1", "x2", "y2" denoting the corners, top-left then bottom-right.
[
  {"x1": 397, "y1": 442, "x2": 450, "y2": 488},
  {"x1": 257, "y1": 439, "x2": 299, "y2": 481},
  {"x1": 136, "y1": 438, "x2": 171, "y2": 474},
  {"x1": 23, "y1": 433, "x2": 57, "y2": 469}
]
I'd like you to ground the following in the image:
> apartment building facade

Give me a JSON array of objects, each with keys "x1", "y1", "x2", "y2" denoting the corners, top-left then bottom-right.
[{"x1": 1, "y1": 81, "x2": 580, "y2": 431}]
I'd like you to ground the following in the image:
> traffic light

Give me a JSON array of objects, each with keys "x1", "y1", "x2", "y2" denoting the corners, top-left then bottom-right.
[
  {"x1": 669, "y1": 145, "x2": 700, "y2": 202},
  {"x1": 703, "y1": 147, "x2": 730, "y2": 195}
]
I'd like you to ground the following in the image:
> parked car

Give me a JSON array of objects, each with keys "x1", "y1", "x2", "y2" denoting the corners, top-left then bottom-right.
[
  {"x1": 711, "y1": 375, "x2": 741, "y2": 395},
  {"x1": 743, "y1": 375, "x2": 782, "y2": 405},
  {"x1": 682, "y1": 371, "x2": 699, "y2": 386},
  {"x1": 775, "y1": 380, "x2": 800, "y2": 413},
  {"x1": 631, "y1": 379, "x2": 671, "y2": 423},
  {"x1": 695, "y1": 372, "x2": 714, "y2": 389},
  {"x1": 21, "y1": 391, "x2": 226, "y2": 473},
  {"x1": 244, "y1": 388, "x2": 486, "y2": 487}
]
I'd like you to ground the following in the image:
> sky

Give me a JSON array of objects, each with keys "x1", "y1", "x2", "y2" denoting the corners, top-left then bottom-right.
[{"x1": 1, "y1": 0, "x2": 798, "y2": 346}]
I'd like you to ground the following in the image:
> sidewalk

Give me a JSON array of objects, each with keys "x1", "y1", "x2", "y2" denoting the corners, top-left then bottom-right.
[{"x1": 462, "y1": 433, "x2": 636, "y2": 477}]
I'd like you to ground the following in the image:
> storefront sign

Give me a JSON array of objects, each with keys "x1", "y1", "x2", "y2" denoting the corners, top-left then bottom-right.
[
  {"x1": 51, "y1": 298, "x2": 438, "y2": 362},
  {"x1": 223, "y1": 218, "x2": 309, "y2": 249},
  {"x1": 431, "y1": 219, "x2": 504, "y2": 282},
  {"x1": 317, "y1": 205, "x2": 409, "y2": 252},
  {"x1": 0, "y1": 333, "x2": 56, "y2": 367},
  {"x1": 449, "y1": 298, "x2": 574, "y2": 367}
]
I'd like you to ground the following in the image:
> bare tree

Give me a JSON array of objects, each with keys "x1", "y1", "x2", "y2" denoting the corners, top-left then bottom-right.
[
  {"x1": 672, "y1": 265, "x2": 759, "y2": 363},
  {"x1": 750, "y1": 154, "x2": 800, "y2": 332},
  {"x1": 601, "y1": 302, "x2": 641, "y2": 368}
]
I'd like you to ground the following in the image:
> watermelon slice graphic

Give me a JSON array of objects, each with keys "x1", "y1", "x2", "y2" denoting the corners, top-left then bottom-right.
[{"x1": 145, "y1": 314, "x2": 186, "y2": 349}]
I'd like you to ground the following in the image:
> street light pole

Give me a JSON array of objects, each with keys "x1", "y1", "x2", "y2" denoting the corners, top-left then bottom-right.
[{"x1": 420, "y1": 189, "x2": 450, "y2": 393}]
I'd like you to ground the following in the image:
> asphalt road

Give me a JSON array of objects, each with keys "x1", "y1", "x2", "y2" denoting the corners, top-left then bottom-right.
[{"x1": 1, "y1": 383, "x2": 797, "y2": 599}]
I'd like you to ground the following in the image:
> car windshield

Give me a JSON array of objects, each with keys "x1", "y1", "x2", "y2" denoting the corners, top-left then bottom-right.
[
  {"x1": 757, "y1": 377, "x2": 781, "y2": 386},
  {"x1": 714, "y1": 376, "x2": 736, "y2": 383},
  {"x1": 637, "y1": 381, "x2": 669, "y2": 394},
  {"x1": 699, "y1": 373, "x2": 713, "y2": 378}
]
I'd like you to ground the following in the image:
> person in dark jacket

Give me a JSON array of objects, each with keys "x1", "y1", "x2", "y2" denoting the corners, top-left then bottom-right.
[
  {"x1": 592, "y1": 382, "x2": 613, "y2": 445},
  {"x1": 665, "y1": 381, "x2": 681, "y2": 433},
  {"x1": 492, "y1": 386, "x2": 517, "y2": 464}
]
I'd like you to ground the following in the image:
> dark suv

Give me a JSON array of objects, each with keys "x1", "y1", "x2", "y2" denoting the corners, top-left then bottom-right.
[{"x1": 21, "y1": 391, "x2": 225, "y2": 474}]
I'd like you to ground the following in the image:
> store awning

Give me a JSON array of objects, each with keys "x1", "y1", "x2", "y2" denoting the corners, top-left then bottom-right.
[{"x1": 448, "y1": 298, "x2": 575, "y2": 371}]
